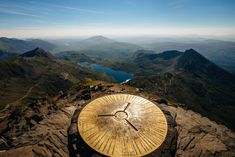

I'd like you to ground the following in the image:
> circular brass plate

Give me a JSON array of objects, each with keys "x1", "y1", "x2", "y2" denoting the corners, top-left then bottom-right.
[{"x1": 78, "y1": 94, "x2": 168, "y2": 157}]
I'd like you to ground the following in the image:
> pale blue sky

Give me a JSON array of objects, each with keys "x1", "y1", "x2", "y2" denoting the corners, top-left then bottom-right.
[{"x1": 0, "y1": 0, "x2": 235, "y2": 38}]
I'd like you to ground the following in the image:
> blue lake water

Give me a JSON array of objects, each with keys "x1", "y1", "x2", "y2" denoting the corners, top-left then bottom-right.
[{"x1": 79, "y1": 62, "x2": 133, "y2": 83}]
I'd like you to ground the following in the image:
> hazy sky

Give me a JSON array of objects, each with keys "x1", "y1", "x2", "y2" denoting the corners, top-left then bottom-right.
[{"x1": 0, "y1": 0, "x2": 235, "y2": 38}]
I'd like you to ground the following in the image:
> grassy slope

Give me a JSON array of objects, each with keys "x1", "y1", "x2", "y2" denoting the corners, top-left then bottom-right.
[{"x1": 0, "y1": 54, "x2": 94, "y2": 110}]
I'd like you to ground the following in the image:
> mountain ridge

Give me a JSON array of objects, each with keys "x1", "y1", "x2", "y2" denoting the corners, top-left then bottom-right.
[
  {"x1": 0, "y1": 37, "x2": 55, "y2": 54},
  {"x1": 20, "y1": 47, "x2": 54, "y2": 59},
  {"x1": 52, "y1": 36, "x2": 142, "y2": 58},
  {"x1": 143, "y1": 39, "x2": 235, "y2": 74},
  {"x1": 81, "y1": 35, "x2": 115, "y2": 44},
  {"x1": 0, "y1": 48, "x2": 96, "y2": 110},
  {"x1": 95, "y1": 48, "x2": 235, "y2": 130}
]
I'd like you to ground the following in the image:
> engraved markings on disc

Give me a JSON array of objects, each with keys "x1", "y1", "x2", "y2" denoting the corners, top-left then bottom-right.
[{"x1": 77, "y1": 94, "x2": 168, "y2": 157}]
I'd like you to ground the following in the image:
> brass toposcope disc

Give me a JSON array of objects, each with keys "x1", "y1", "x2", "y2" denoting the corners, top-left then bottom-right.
[{"x1": 77, "y1": 94, "x2": 168, "y2": 157}]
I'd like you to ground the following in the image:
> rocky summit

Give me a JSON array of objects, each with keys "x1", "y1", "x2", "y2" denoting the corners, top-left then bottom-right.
[{"x1": 0, "y1": 80, "x2": 234, "y2": 157}]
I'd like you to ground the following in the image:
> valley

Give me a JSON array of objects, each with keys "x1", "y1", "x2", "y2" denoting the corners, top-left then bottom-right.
[
  {"x1": 0, "y1": 36, "x2": 235, "y2": 157},
  {"x1": 1, "y1": 37, "x2": 235, "y2": 130},
  {"x1": 2, "y1": 36, "x2": 235, "y2": 74}
]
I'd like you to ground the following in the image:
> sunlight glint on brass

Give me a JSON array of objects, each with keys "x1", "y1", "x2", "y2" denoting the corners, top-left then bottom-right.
[{"x1": 77, "y1": 94, "x2": 168, "y2": 157}]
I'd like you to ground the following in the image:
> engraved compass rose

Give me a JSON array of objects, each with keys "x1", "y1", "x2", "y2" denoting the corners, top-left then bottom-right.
[{"x1": 77, "y1": 94, "x2": 168, "y2": 157}]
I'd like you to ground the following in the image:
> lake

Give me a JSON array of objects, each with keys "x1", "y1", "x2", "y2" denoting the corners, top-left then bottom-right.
[{"x1": 79, "y1": 62, "x2": 133, "y2": 83}]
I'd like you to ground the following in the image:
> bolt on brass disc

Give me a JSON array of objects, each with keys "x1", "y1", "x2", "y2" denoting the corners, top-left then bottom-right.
[{"x1": 77, "y1": 94, "x2": 168, "y2": 157}]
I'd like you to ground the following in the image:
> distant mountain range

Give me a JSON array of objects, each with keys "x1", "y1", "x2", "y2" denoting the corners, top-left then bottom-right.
[
  {"x1": 1, "y1": 36, "x2": 235, "y2": 74},
  {"x1": 52, "y1": 36, "x2": 142, "y2": 58},
  {"x1": 0, "y1": 37, "x2": 55, "y2": 60},
  {"x1": 143, "y1": 39, "x2": 235, "y2": 73},
  {"x1": 0, "y1": 37, "x2": 55, "y2": 53},
  {"x1": 55, "y1": 51, "x2": 95, "y2": 63},
  {"x1": 52, "y1": 36, "x2": 235, "y2": 74}
]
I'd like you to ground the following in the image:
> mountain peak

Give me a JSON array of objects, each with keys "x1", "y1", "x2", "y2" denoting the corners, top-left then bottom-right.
[
  {"x1": 184, "y1": 48, "x2": 201, "y2": 55},
  {"x1": 89, "y1": 35, "x2": 109, "y2": 39},
  {"x1": 182, "y1": 48, "x2": 208, "y2": 63},
  {"x1": 177, "y1": 49, "x2": 235, "y2": 81},
  {"x1": 91, "y1": 35, "x2": 106, "y2": 38},
  {"x1": 20, "y1": 47, "x2": 54, "y2": 58},
  {"x1": 83, "y1": 35, "x2": 115, "y2": 44},
  {"x1": 177, "y1": 49, "x2": 212, "y2": 71}
]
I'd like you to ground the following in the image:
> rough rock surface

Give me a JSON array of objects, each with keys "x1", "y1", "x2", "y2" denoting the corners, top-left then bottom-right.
[
  {"x1": 0, "y1": 80, "x2": 234, "y2": 157},
  {"x1": 167, "y1": 106, "x2": 235, "y2": 157},
  {"x1": 0, "y1": 102, "x2": 76, "y2": 157}
]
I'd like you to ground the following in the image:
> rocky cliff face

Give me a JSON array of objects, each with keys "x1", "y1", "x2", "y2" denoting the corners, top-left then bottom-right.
[{"x1": 0, "y1": 80, "x2": 234, "y2": 157}]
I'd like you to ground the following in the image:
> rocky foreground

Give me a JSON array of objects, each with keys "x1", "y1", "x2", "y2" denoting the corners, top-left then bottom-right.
[{"x1": 0, "y1": 80, "x2": 234, "y2": 157}]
